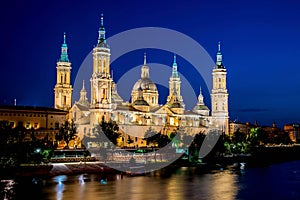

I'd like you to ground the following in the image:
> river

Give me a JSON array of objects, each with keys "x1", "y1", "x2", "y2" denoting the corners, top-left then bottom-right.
[{"x1": 1, "y1": 160, "x2": 300, "y2": 200}]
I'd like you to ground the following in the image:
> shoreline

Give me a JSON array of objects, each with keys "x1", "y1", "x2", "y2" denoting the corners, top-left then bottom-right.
[{"x1": 1, "y1": 146, "x2": 300, "y2": 178}]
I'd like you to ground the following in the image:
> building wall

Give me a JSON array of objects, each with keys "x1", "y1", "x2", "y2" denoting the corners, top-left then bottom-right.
[
  {"x1": 0, "y1": 106, "x2": 67, "y2": 130},
  {"x1": 0, "y1": 106, "x2": 68, "y2": 143}
]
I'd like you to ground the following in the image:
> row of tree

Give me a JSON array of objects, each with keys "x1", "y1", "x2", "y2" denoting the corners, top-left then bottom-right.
[
  {"x1": 0, "y1": 120, "x2": 77, "y2": 167},
  {"x1": 224, "y1": 127, "x2": 292, "y2": 155},
  {"x1": 0, "y1": 117, "x2": 294, "y2": 167}
]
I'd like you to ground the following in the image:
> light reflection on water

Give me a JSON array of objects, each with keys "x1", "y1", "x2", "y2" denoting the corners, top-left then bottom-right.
[
  {"x1": 21, "y1": 167, "x2": 241, "y2": 200},
  {"x1": 1, "y1": 160, "x2": 300, "y2": 200}
]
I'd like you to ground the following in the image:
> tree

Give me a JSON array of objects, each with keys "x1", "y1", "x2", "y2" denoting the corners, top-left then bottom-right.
[
  {"x1": 231, "y1": 129, "x2": 249, "y2": 154},
  {"x1": 100, "y1": 118, "x2": 121, "y2": 147},
  {"x1": 55, "y1": 120, "x2": 77, "y2": 148},
  {"x1": 127, "y1": 136, "x2": 134, "y2": 146},
  {"x1": 248, "y1": 127, "x2": 269, "y2": 146},
  {"x1": 232, "y1": 129, "x2": 247, "y2": 144},
  {"x1": 187, "y1": 132, "x2": 206, "y2": 162},
  {"x1": 144, "y1": 127, "x2": 159, "y2": 146},
  {"x1": 86, "y1": 117, "x2": 121, "y2": 148},
  {"x1": 157, "y1": 133, "x2": 171, "y2": 148}
]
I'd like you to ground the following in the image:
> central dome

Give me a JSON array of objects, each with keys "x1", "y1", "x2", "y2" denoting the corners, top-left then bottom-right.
[
  {"x1": 132, "y1": 78, "x2": 157, "y2": 92},
  {"x1": 131, "y1": 53, "x2": 159, "y2": 107}
]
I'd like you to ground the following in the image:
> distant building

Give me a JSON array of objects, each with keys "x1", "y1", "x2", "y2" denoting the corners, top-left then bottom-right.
[
  {"x1": 229, "y1": 121, "x2": 257, "y2": 137},
  {"x1": 284, "y1": 123, "x2": 300, "y2": 142},
  {"x1": 261, "y1": 122, "x2": 283, "y2": 139}
]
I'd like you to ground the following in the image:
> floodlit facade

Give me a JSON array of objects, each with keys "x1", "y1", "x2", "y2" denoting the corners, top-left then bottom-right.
[
  {"x1": 54, "y1": 15, "x2": 230, "y2": 147},
  {"x1": 0, "y1": 105, "x2": 68, "y2": 142}
]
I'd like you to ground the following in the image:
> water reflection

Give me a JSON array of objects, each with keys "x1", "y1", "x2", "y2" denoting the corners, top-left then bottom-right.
[
  {"x1": 1, "y1": 179, "x2": 16, "y2": 200},
  {"x1": 48, "y1": 167, "x2": 241, "y2": 200},
  {"x1": 2, "y1": 161, "x2": 300, "y2": 200},
  {"x1": 53, "y1": 175, "x2": 67, "y2": 200}
]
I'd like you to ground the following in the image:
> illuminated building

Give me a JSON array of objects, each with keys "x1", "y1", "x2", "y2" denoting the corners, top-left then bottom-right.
[
  {"x1": 54, "y1": 33, "x2": 73, "y2": 111},
  {"x1": 0, "y1": 105, "x2": 68, "y2": 142},
  {"x1": 56, "y1": 15, "x2": 230, "y2": 147},
  {"x1": 284, "y1": 123, "x2": 300, "y2": 142},
  {"x1": 211, "y1": 42, "x2": 229, "y2": 133}
]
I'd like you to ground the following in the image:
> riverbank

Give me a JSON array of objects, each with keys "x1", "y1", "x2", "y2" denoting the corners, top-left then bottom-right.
[{"x1": 2, "y1": 145, "x2": 300, "y2": 178}]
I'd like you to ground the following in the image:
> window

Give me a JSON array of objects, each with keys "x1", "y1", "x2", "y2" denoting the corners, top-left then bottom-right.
[
  {"x1": 55, "y1": 122, "x2": 59, "y2": 130},
  {"x1": 18, "y1": 122, "x2": 23, "y2": 127},
  {"x1": 9, "y1": 121, "x2": 15, "y2": 128},
  {"x1": 170, "y1": 117, "x2": 175, "y2": 126},
  {"x1": 34, "y1": 123, "x2": 38, "y2": 129},
  {"x1": 25, "y1": 122, "x2": 31, "y2": 129}
]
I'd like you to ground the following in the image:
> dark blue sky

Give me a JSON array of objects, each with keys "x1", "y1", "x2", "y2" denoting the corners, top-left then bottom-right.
[{"x1": 1, "y1": 0, "x2": 300, "y2": 128}]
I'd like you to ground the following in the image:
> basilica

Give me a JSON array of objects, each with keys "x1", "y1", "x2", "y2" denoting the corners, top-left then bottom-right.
[{"x1": 53, "y1": 15, "x2": 229, "y2": 147}]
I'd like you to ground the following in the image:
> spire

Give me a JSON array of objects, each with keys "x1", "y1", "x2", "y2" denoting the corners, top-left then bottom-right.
[
  {"x1": 172, "y1": 54, "x2": 179, "y2": 78},
  {"x1": 144, "y1": 53, "x2": 147, "y2": 65},
  {"x1": 216, "y1": 41, "x2": 224, "y2": 68},
  {"x1": 78, "y1": 80, "x2": 88, "y2": 105},
  {"x1": 98, "y1": 13, "x2": 106, "y2": 44},
  {"x1": 173, "y1": 54, "x2": 177, "y2": 66},
  {"x1": 141, "y1": 53, "x2": 149, "y2": 78},
  {"x1": 59, "y1": 32, "x2": 69, "y2": 62},
  {"x1": 198, "y1": 86, "x2": 204, "y2": 104},
  {"x1": 82, "y1": 80, "x2": 85, "y2": 91}
]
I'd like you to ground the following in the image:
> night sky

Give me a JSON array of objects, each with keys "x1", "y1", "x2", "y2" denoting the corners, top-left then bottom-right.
[{"x1": 1, "y1": 0, "x2": 300, "y2": 128}]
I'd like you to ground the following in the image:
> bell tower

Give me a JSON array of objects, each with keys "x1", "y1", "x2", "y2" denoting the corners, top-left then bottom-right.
[
  {"x1": 167, "y1": 55, "x2": 184, "y2": 108},
  {"x1": 211, "y1": 42, "x2": 229, "y2": 134},
  {"x1": 90, "y1": 14, "x2": 113, "y2": 125},
  {"x1": 54, "y1": 32, "x2": 73, "y2": 111}
]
